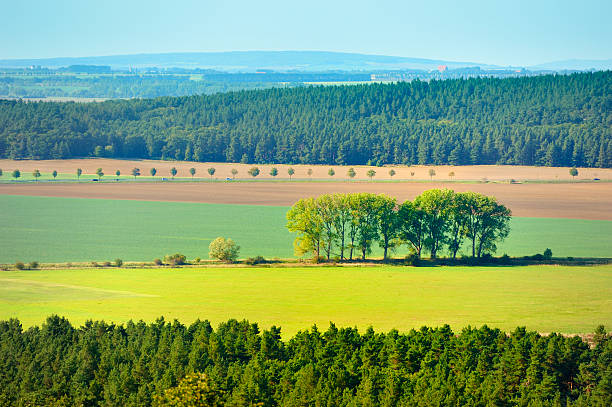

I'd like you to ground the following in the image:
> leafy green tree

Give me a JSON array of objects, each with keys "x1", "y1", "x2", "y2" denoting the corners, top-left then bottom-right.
[
  {"x1": 287, "y1": 167, "x2": 295, "y2": 179},
  {"x1": 154, "y1": 373, "x2": 222, "y2": 407},
  {"x1": 366, "y1": 169, "x2": 376, "y2": 180},
  {"x1": 428, "y1": 168, "x2": 436, "y2": 180},
  {"x1": 463, "y1": 192, "x2": 512, "y2": 258},
  {"x1": 569, "y1": 167, "x2": 578, "y2": 179},
  {"x1": 150, "y1": 167, "x2": 157, "y2": 177},
  {"x1": 32, "y1": 169, "x2": 41, "y2": 181},
  {"x1": 269, "y1": 167, "x2": 278, "y2": 177},
  {"x1": 96, "y1": 168, "x2": 104, "y2": 179},
  {"x1": 347, "y1": 168, "x2": 356, "y2": 179},
  {"x1": 375, "y1": 195, "x2": 398, "y2": 260},
  {"x1": 287, "y1": 197, "x2": 323, "y2": 258},
  {"x1": 131, "y1": 168, "x2": 140, "y2": 180},
  {"x1": 328, "y1": 168, "x2": 335, "y2": 177},
  {"x1": 52, "y1": 170, "x2": 58, "y2": 179},
  {"x1": 115, "y1": 169, "x2": 121, "y2": 180},
  {"x1": 448, "y1": 171, "x2": 455, "y2": 180},
  {"x1": 12, "y1": 169, "x2": 20, "y2": 180},
  {"x1": 171, "y1": 167, "x2": 178, "y2": 179},
  {"x1": 388, "y1": 169, "x2": 396, "y2": 178},
  {"x1": 414, "y1": 189, "x2": 454, "y2": 258},
  {"x1": 208, "y1": 237, "x2": 240, "y2": 262},
  {"x1": 397, "y1": 201, "x2": 427, "y2": 258},
  {"x1": 307, "y1": 169, "x2": 313, "y2": 178},
  {"x1": 163, "y1": 253, "x2": 186, "y2": 266},
  {"x1": 248, "y1": 167, "x2": 260, "y2": 177},
  {"x1": 76, "y1": 168, "x2": 82, "y2": 179},
  {"x1": 231, "y1": 168, "x2": 238, "y2": 179},
  {"x1": 352, "y1": 193, "x2": 380, "y2": 260},
  {"x1": 190, "y1": 168, "x2": 196, "y2": 178}
]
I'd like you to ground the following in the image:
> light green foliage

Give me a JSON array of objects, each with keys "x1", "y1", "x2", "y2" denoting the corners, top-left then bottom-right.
[
  {"x1": 164, "y1": 253, "x2": 186, "y2": 266},
  {"x1": 1, "y1": 265, "x2": 611, "y2": 335},
  {"x1": 287, "y1": 167, "x2": 295, "y2": 179},
  {"x1": 231, "y1": 168, "x2": 238, "y2": 179},
  {"x1": 388, "y1": 169, "x2": 396, "y2": 177},
  {"x1": 366, "y1": 169, "x2": 376, "y2": 179},
  {"x1": 328, "y1": 168, "x2": 335, "y2": 177},
  {"x1": 208, "y1": 237, "x2": 240, "y2": 262},
  {"x1": 154, "y1": 373, "x2": 222, "y2": 407},
  {"x1": 347, "y1": 167, "x2": 356, "y2": 178}
]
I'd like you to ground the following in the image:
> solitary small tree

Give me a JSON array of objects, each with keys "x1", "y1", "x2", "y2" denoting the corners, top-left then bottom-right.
[
  {"x1": 171, "y1": 167, "x2": 177, "y2": 179},
  {"x1": 248, "y1": 167, "x2": 260, "y2": 177},
  {"x1": 448, "y1": 171, "x2": 455, "y2": 180},
  {"x1": 389, "y1": 169, "x2": 396, "y2": 178},
  {"x1": 307, "y1": 168, "x2": 313, "y2": 179},
  {"x1": 12, "y1": 169, "x2": 21, "y2": 180},
  {"x1": 347, "y1": 168, "x2": 356, "y2": 179},
  {"x1": 410, "y1": 171, "x2": 415, "y2": 177},
  {"x1": 52, "y1": 170, "x2": 58, "y2": 180},
  {"x1": 190, "y1": 168, "x2": 196, "y2": 178},
  {"x1": 76, "y1": 168, "x2": 82, "y2": 180},
  {"x1": 270, "y1": 167, "x2": 278, "y2": 177},
  {"x1": 231, "y1": 168, "x2": 238, "y2": 179},
  {"x1": 115, "y1": 170, "x2": 121, "y2": 180},
  {"x1": 0, "y1": 169, "x2": 3, "y2": 177},
  {"x1": 96, "y1": 168, "x2": 104, "y2": 180},
  {"x1": 569, "y1": 167, "x2": 578, "y2": 179},
  {"x1": 131, "y1": 168, "x2": 140, "y2": 180},
  {"x1": 209, "y1": 237, "x2": 240, "y2": 262},
  {"x1": 33, "y1": 169, "x2": 41, "y2": 182},
  {"x1": 366, "y1": 169, "x2": 376, "y2": 180},
  {"x1": 328, "y1": 168, "x2": 335, "y2": 177},
  {"x1": 288, "y1": 167, "x2": 295, "y2": 179},
  {"x1": 150, "y1": 167, "x2": 157, "y2": 177},
  {"x1": 429, "y1": 168, "x2": 436, "y2": 180},
  {"x1": 207, "y1": 167, "x2": 215, "y2": 179}
]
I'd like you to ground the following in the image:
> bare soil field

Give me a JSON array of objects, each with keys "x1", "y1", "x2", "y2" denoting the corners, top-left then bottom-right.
[
  {"x1": 1, "y1": 158, "x2": 610, "y2": 181},
  {"x1": 2, "y1": 181, "x2": 611, "y2": 220}
]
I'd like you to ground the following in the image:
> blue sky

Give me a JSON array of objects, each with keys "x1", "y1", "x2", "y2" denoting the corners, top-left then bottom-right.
[{"x1": 2, "y1": 0, "x2": 611, "y2": 66}]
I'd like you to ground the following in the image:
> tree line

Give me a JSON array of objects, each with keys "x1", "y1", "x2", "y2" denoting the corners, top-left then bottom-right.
[
  {"x1": 286, "y1": 189, "x2": 511, "y2": 261},
  {"x1": 0, "y1": 71, "x2": 610, "y2": 167},
  {"x1": 0, "y1": 316, "x2": 609, "y2": 406}
]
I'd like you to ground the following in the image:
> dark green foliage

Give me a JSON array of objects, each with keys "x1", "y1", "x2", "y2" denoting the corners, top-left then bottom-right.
[
  {"x1": 14, "y1": 261, "x2": 24, "y2": 270},
  {"x1": 0, "y1": 72, "x2": 609, "y2": 167},
  {"x1": 164, "y1": 253, "x2": 187, "y2": 266},
  {"x1": 0, "y1": 317, "x2": 609, "y2": 406}
]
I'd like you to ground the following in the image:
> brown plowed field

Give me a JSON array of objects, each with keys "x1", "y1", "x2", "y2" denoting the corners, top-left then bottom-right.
[
  {"x1": 1, "y1": 159, "x2": 611, "y2": 181},
  {"x1": 2, "y1": 181, "x2": 611, "y2": 220}
]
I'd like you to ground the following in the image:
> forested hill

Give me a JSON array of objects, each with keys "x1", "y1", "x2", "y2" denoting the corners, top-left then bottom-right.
[{"x1": 0, "y1": 71, "x2": 610, "y2": 167}]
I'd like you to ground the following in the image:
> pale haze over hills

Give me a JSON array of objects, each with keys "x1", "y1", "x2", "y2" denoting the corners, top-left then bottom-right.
[{"x1": 1, "y1": 51, "x2": 610, "y2": 72}]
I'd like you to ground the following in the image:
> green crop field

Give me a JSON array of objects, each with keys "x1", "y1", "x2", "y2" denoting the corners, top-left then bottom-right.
[
  {"x1": 1, "y1": 265, "x2": 610, "y2": 335},
  {"x1": 1, "y1": 195, "x2": 611, "y2": 263}
]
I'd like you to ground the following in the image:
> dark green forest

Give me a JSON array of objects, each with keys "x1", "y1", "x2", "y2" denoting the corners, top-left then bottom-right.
[
  {"x1": 0, "y1": 71, "x2": 610, "y2": 167},
  {"x1": 0, "y1": 317, "x2": 610, "y2": 406}
]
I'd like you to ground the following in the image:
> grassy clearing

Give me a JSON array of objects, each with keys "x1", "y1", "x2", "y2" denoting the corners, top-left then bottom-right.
[
  {"x1": 0, "y1": 195, "x2": 611, "y2": 263},
  {"x1": 0, "y1": 265, "x2": 610, "y2": 335}
]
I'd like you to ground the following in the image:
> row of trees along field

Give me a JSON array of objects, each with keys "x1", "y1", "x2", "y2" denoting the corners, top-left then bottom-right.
[
  {"x1": 286, "y1": 189, "x2": 511, "y2": 261},
  {"x1": 0, "y1": 316, "x2": 609, "y2": 406},
  {"x1": 0, "y1": 71, "x2": 610, "y2": 167}
]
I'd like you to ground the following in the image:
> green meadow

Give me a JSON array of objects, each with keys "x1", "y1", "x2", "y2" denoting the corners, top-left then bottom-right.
[
  {"x1": 1, "y1": 265, "x2": 610, "y2": 335},
  {"x1": 0, "y1": 194, "x2": 611, "y2": 263}
]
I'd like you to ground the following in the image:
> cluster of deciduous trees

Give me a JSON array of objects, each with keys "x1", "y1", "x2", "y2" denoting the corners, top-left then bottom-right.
[
  {"x1": 287, "y1": 190, "x2": 512, "y2": 261},
  {"x1": 0, "y1": 316, "x2": 610, "y2": 406},
  {"x1": 0, "y1": 71, "x2": 610, "y2": 167}
]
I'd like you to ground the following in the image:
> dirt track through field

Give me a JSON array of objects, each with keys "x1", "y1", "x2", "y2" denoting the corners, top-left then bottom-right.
[{"x1": 1, "y1": 181, "x2": 611, "y2": 220}]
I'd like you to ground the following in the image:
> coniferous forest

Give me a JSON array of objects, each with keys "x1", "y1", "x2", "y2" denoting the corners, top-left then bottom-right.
[
  {"x1": 0, "y1": 317, "x2": 610, "y2": 406},
  {"x1": 0, "y1": 71, "x2": 610, "y2": 167}
]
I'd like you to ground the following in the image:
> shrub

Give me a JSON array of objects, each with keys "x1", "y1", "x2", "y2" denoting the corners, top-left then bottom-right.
[
  {"x1": 164, "y1": 253, "x2": 186, "y2": 266},
  {"x1": 404, "y1": 253, "x2": 420, "y2": 266},
  {"x1": 245, "y1": 256, "x2": 266, "y2": 265},
  {"x1": 15, "y1": 262, "x2": 25, "y2": 270},
  {"x1": 209, "y1": 237, "x2": 240, "y2": 262},
  {"x1": 115, "y1": 258, "x2": 123, "y2": 267},
  {"x1": 194, "y1": 257, "x2": 201, "y2": 264},
  {"x1": 103, "y1": 261, "x2": 111, "y2": 267},
  {"x1": 543, "y1": 248, "x2": 553, "y2": 260},
  {"x1": 28, "y1": 261, "x2": 39, "y2": 269},
  {"x1": 498, "y1": 254, "x2": 511, "y2": 265},
  {"x1": 153, "y1": 258, "x2": 163, "y2": 266},
  {"x1": 567, "y1": 256, "x2": 574, "y2": 261}
]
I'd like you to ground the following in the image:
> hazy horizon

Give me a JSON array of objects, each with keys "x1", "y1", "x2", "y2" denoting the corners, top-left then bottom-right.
[{"x1": 2, "y1": 0, "x2": 611, "y2": 66}]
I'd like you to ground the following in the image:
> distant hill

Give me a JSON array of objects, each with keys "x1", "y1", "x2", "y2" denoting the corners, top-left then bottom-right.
[
  {"x1": 0, "y1": 50, "x2": 496, "y2": 71},
  {"x1": 530, "y1": 58, "x2": 612, "y2": 71}
]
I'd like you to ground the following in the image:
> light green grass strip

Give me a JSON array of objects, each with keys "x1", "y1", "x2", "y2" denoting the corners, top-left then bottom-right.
[{"x1": 0, "y1": 265, "x2": 610, "y2": 335}]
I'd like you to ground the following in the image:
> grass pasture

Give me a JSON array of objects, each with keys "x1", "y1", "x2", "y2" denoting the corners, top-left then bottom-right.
[
  {"x1": 1, "y1": 194, "x2": 611, "y2": 263},
  {"x1": 1, "y1": 265, "x2": 610, "y2": 335}
]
